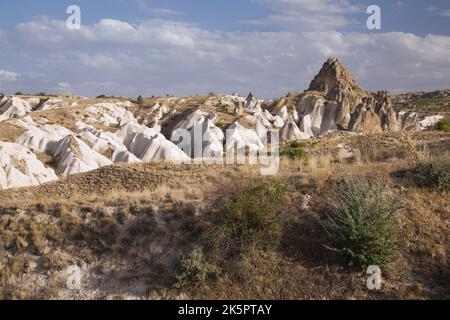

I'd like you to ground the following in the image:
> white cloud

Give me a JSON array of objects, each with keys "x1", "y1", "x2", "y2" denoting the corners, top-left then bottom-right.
[
  {"x1": 427, "y1": 6, "x2": 450, "y2": 17},
  {"x1": 57, "y1": 82, "x2": 72, "y2": 91},
  {"x1": 243, "y1": 0, "x2": 363, "y2": 31},
  {"x1": 136, "y1": 0, "x2": 184, "y2": 16},
  {"x1": 9, "y1": 16, "x2": 450, "y2": 97},
  {"x1": 0, "y1": 69, "x2": 20, "y2": 82}
]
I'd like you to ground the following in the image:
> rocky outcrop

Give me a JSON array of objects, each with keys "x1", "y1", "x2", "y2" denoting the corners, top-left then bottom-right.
[{"x1": 292, "y1": 57, "x2": 418, "y2": 136}]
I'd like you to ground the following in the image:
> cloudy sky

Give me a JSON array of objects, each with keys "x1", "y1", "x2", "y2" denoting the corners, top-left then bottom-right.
[{"x1": 0, "y1": 0, "x2": 449, "y2": 98}]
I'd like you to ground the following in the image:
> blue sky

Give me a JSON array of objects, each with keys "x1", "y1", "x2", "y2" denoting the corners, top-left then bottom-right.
[{"x1": 0, "y1": 0, "x2": 449, "y2": 97}]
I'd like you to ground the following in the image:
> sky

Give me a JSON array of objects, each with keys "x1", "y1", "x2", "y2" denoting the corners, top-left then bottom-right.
[{"x1": 0, "y1": 0, "x2": 449, "y2": 98}]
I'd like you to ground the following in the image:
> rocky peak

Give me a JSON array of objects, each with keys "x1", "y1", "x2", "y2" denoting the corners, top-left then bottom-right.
[{"x1": 308, "y1": 57, "x2": 366, "y2": 99}]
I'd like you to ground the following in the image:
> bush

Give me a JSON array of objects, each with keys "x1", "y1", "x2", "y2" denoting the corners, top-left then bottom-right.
[
  {"x1": 137, "y1": 95, "x2": 144, "y2": 105},
  {"x1": 280, "y1": 141, "x2": 307, "y2": 160},
  {"x1": 436, "y1": 119, "x2": 450, "y2": 133},
  {"x1": 320, "y1": 177, "x2": 400, "y2": 267},
  {"x1": 212, "y1": 178, "x2": 288, "y2": 258},
  {"x1": 417, "y1": 157, "x2": 450, "y2": 191},
  {"x1": 173, "y1": 248, "x2": 220, "y2": 288}
]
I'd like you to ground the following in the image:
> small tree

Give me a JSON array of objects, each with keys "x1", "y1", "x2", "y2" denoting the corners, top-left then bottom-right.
[{"x1": 137, "y1": 95, "x2": 144, "y2": 105}]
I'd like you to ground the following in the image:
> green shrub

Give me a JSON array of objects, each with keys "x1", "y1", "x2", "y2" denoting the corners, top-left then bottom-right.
[
  {"x1": 173, "y1": 248, "x2": 220, "y2": 288},
  {"x1": 436, "y1": 119, "x2": 450, "y2": 133},
  {"x1": 280, "y1": 141, "x2": 307, "y2": 160},
  {"x1": 218, "y1": 104, "x2": 228, "y2": 113},
  {"x1": 417, "y1": 157, "x2": 450, "y2": 191},
  {"x1": 212, "y1": 178, "x2": 288, "y2": 258},
  {"x1": 320, "y1": 177, "x2": 400, "y2": 267}
]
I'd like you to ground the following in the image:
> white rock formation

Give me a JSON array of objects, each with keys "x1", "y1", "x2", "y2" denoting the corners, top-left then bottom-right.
[
  {"x1": 297, "y1": 96, "x2": 338, "y2": 138},
  {"x1": 171, "y1": 110, "x2": 224, "y2": 158},
  {"x1": 77, "y1": 122, "x2": 141, "y2": 164},
  {"x1": 86, "y1": 102, "x2": 135, "y2": 126},
  {"x1": 226, "y1": 122, "x2": 264, "y2": 152},
  {"x1": 50, "y1": 135, "x2": 113, "y2": 176},
  {"x1": 0, "y1": 97, "x2": 32, "y2": 121},
  {"x1": 281, "y1": 118, "x2": 310, "y2": 141},
  {"x1": 17, "y1": 121, "x2": 74, "y2": 153},
  {"x1": 0, "y1": 142, "x2": 58, "y2": 190},
  {"x1": 117, "y1": 122, "x2": 190, "y2": 162},
  {"x1": 419, "y1": 115, "x2": 444, "y2": 130},
  {"x1": 244, "y1": 93, "x2": 262, "y2": 113},
  {"x1": 273, "y1": 115, "x2": 285, "y2": 128},
  {"x1": 277, "y1": 106, "x2": 289, "y2": 122}
]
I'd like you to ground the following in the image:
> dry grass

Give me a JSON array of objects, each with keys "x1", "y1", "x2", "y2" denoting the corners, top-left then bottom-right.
[{"x1": 0, "y1": 121, "x2": 26, "y2": 142}]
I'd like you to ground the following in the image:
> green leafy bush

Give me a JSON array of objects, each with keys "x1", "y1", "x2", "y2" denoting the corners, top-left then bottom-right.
[
  {"x1": 417, "y1": 157, "x2": 450, "y2": 191},
  {"x1": 320, "y1": 177, "x2": 400, "y2": 267},
  {"x1": 280, "y1": 141, "x2": 307, "y2": 160},
  {"x1": 212, "y1": 178, "x2": 288, "y2": 258},
  {"x1": 436, "y1": 119, "x2": 450, "y2": 133},
  {"x1": 173, "y1": 248, "x2": 220, "y2": 288}
]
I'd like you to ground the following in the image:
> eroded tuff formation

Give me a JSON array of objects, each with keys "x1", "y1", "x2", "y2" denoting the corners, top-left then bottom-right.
[
  {"x1": 287, "y1": 57, "x2": 418, "y2": 137},
  {"x1": 0, "y1": 57, "x2": 442, "y2": 190}
]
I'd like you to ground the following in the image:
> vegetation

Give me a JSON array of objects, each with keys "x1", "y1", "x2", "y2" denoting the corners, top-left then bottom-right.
[
  {"x1": 136, "y1": 95, "x2": 144, "y2": 105},
  {"x1": 280, "y1": 141, "x2": 307, "y2": 160},
  {"x1": 96, "y1": 94, "x2": 116, "y2": 99},
  {"x1": 218, "y1": 104, "x2": 229, "y2": 113},
  {"x1": 211, "y1": 178, "x2": 288, "y2": 258},
  {"x1": 417, "y1": 157, "x2": 450, "y2": 191},
  {"x1": 436, "y1": 119, "x2": 450, "y2": 133},
  {"x1": 173, "y1": 248, "x2": 220, "y2": 288},
  {"x1": 320, "y1": 177, "x2": 401, "y2": 267}
]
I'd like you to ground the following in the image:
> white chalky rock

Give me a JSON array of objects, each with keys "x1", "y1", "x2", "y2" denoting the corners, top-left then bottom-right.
[
  {"x1": 51, "y1": 135, "x2": 113, "y2": 176},
  {"x1": 419, "y1": 115, "x2": 444, "y2": 130},
  {"x1": 280, "y1": 119, "x2": 310, "y2": 141},
  {"x1": 0, "y1": 97, "x2": 32, "y2": 121},
  {"x1": 0, "y1": 142, "x2": 58, "y2": 190},
  {"x1": 226, "y1": 122, "x2": 264, "y2": 152},
  {"x1": 117, "y1": 122, "x2": 190, "y2": 162},
  {"x1": 171, "y1": 110, "x2": 224, "y2": 158},
  {"x1": 86, "y1": 102, "x2": 135, "y2": 126},
  {"x1": 77, "y1": 122, "x2": 141, "y2": 164}
]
